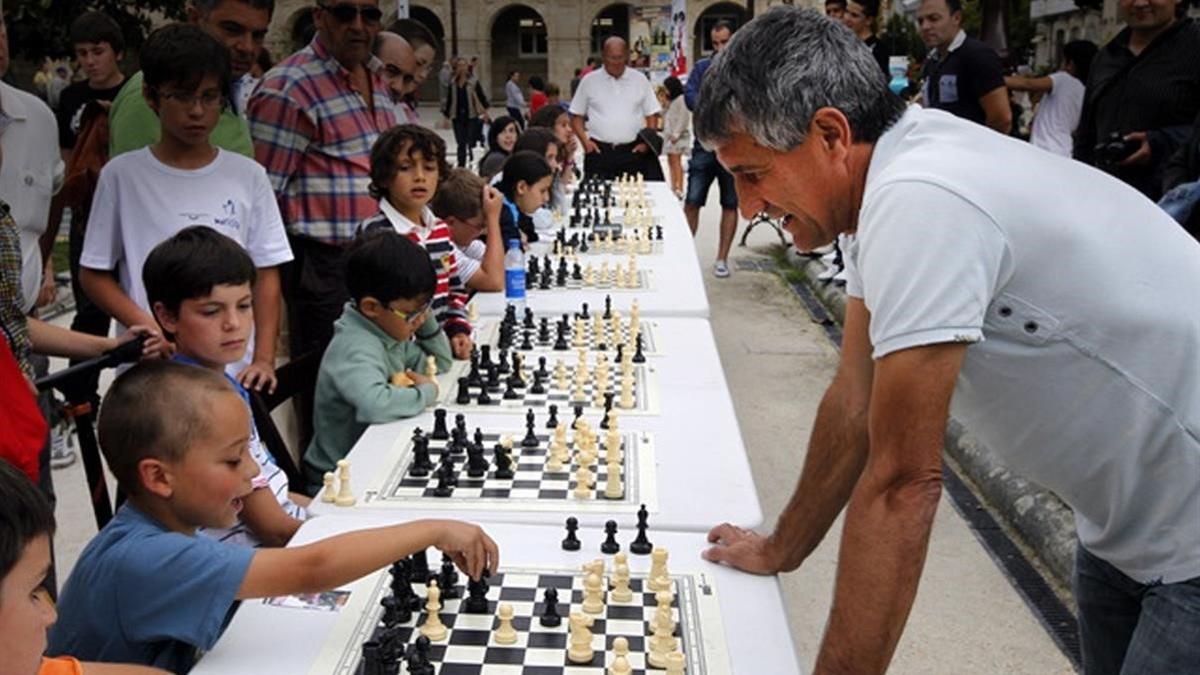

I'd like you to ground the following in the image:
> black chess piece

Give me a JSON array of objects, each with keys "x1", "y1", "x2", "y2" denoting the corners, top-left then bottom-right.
[
  {"x1": 579, "y1": 235, "x2": 589, "y2": 253},
  {"x1": 463, "y1": 571, "x2": 491, "y2": 613},
  {"x1": 480, "y1": 345, "x2": 494, "y2": 370},
  {"x1": 538, "y1": 317, "x2": 552, "y2": 342},
  {"x1": 600, "y1": 400, "x2": 613, "y2": 430},
  {"x1": 633, "y1": 334, "x2": 646, "y2": 363},
  {"x1": 466, "y1": 442, "x2": 487, "y2": 478},
  {"x1": 562, "y1": 516, "x2": 582, "y2": 551},
  {"x1": 604, "y1": 296, "x2": 613, "y2": 319},
  {"x1": 361, "y1": 640, "x2": 384, "y2": 675},
  {"x1": 502, "y1": 377, "x2": 520, "y2": 400},
  {"x1": 467, "y1": 354, "x2": 483, "y2": 387},
  {"x1": 601, "y1": 520, "x2": 621, "y2": 554},
  {"x1": 390, "y1": 559, "x2": 421, "y2": 611},
  {"x1": 432, "y1": 469, "x2": 454, "y2": 497},
  {"x1": 410, "y1": 550, "x2": 432, "y2": 583},
  {"x1": 572, "y1": 262, "x2": 583, "y2": 281},
  {"x1": 539, "y1": 267, "x2": 552, "y2": 290},
  {"x1": 546, "y1": 404, "x2": 559, "y2": 429},
  {"x1": 536, "y1": 356, "x2": 550, "y2": 379},
  {"x1": 527, "y1": 255, "x2": 539, "y2": 277},
  {"x1": 523, "y1": 307, "x2": 536, "y2": 329},
  {"x1": 486, "y1": 364, "x2": 501, "y2": 391},
  {"x1": 405, "y1": 636, "x2": 435, "y2": 675},
  {"x1": 439, "y1": 554, "x2": 460, "y2": 598},
  {"x1": 497, "y1": 349, "x2": 511, "y2": 375},
  {"x1": 630, "y1": 504, "x2": 653, "y2": 555},
  {"x1": 455, "y1": 413, "x2": 467, "y2": 436},
  {"x1": 614, "y1": 343, "x2": 625, "y2": 364},
  {"x1": 530, "y1": 371, "x2": 547, "y2": 395},
  {"x1": 523, "y1": 409, "x2": 540, "y2": 447},
  {"x1": 540, "y1": 587, "x2": 562, "y2": 627},
  {"x1": 520, "y1": 330, "x2": 534, "y2": 351},
  {"x1": 493, "y1": 443, "x2": 514, "y2": 479},
  {"x1": 380, "y1": 594, "x2": 407, "y2": 628},
  {"x1": 431, "y1": 408, "x2": 449, "y2": 440},
  {"x1": 656, "y1": 224, "x2": 664, "y2": 240},
  {"x1": 573, "y1": 405, "x2": 585, "y2": 426},
  {"x1": 376, "y1": 626, "x2": 404, "y2": 670},
  {"x1": 409, "y1": 430, "x2": 432, "y2": 476},
  {"x1": 510, "y1": 355, "x2": 526, "y2": 389},
  {"x1": 476, "y1": 386, "x2": 493, "y2": 405},
  {"x1": 579, "y1": 302, "x2": 590, "y2": 320},
  {"x1": 553, "y1": 322, "x2": 569, "y2": 350},
  {"x1": 455, "y1": 376, "x2": 471, "y2": 404}
]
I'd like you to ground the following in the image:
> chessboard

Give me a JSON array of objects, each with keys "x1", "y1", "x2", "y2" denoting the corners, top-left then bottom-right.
[
  {"x1": 305, "y1": 553, "x2": 730, "y2": 674},
  {"x1": 437, "y1": 352, "x2": 659, "y2": 416},
  {"x1": 525, "y1": 255, "x2": 652, "y2": 294},
  {"x1": 358, "y1": 409, "x2": 658, "y2": 514},
  {"x1": 476, "y1": 307, "x2": 660, "y2": 357}
]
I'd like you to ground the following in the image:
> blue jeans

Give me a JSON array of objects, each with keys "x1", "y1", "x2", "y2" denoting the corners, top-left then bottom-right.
[
  {"x1": 685, "y1": 147, "x2": 737, "y2": 210},
  {"x1": 1074, "y1": 544, "x2": 1200, "y2": 674}
]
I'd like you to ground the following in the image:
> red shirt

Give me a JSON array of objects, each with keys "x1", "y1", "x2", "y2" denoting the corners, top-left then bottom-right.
[{"x1": 530, "y1": 91, "x2": 548, "y2": 115}]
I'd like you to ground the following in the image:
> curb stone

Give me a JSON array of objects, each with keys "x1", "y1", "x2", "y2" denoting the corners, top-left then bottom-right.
[{"x1": 781, "y1": 248, "x2": 1078, "y2": 589}]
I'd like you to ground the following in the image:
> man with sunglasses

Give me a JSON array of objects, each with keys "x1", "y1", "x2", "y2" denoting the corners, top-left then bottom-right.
[
  {"x1": 373, "y1": 31, "x2": 420, "y2": 122},
  {"x1": 108, "y1": 0, "x2": 274, "y2": 159},
  {"x1": 247, "y1": 0, "x2": 398, "y2": 369}
]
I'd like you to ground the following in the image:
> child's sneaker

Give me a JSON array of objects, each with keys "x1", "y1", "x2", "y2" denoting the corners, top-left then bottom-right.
[
  {"x1": 50, "y1": 420, "x2": 77, "y2": 469},
  {"x1": 713, "y1": 260, "x2": 731, "y2": 278}
]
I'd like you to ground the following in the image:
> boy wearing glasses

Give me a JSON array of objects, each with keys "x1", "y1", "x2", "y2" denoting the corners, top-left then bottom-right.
[
  {"x1": 303, "y1": 229, "x2": 451, "y2": 494},
  {"x1": 80, "y1": 24, "x2": 292, "y2": 390}
]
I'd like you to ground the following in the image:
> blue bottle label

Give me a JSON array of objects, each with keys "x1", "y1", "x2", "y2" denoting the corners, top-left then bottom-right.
[{"x1": 505, "y1": 269, "x2": 526, "y2": 299}]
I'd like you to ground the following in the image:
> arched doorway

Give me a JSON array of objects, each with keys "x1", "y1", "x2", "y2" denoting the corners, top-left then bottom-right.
[
  {"x1": 406, "y1": 7, "x2": 446, "y2": 103},
  {"x1": 289, "y1": 7, "x2": 316, "y2": 54},
  {"x1": 490, "y1": 5, "x2": 549, "y2": 107},
  {"x1": 591, "y1": 3, "x2": 631, "y2": 57},
  {"x1": 692, "y1": 2, "x2": 746, "y2": 65}
]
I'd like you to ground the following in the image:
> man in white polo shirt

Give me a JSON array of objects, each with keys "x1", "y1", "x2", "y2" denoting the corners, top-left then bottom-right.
[
  {"x1": 697, "y1": 8, "x2": 1200, "y2": 674},
  {"x1": 569, "y1": 36, "x2": 662, "y2": 181}
]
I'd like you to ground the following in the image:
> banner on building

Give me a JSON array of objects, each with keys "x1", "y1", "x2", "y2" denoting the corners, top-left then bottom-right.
[
  {"x1": 630, "y1": 5, "x2": 675, "y2": 83},
  {"x1": 671, "y1": 0, "x2": 687, "y2": 77}
]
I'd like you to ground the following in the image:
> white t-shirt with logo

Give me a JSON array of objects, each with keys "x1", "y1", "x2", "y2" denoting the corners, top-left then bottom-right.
[
  {"x1": 1029, "y1": 71, "x2": 1085, "y2": 157},
  {"x1": 845, "y1": 107, "x2": 1200, "y2": 584},
  {"x1": 81, "y1": 147, "x2": 293, "y2": 371}
]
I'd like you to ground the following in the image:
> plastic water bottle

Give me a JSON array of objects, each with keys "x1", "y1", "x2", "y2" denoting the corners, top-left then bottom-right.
[{"x1": 504, "y1": 239, "x2": 526, "y2": 315}]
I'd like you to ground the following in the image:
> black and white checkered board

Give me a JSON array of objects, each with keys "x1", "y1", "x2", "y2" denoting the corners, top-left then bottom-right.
[
  {"x1": 528, "y1": 268, "x2": 651, "y2": 294},
  {"x1": 361, "y1": 428, "x2": 657, "y2": 513},
  {"x1": 478, "y1": 319, "x2": 660, "y2": 356},
  {"x1": 438, "y1": 362, "x2": 659, "y2": 416},
  {"x1": 307, "y1": 562, "x2": 728, "y2": 675}
]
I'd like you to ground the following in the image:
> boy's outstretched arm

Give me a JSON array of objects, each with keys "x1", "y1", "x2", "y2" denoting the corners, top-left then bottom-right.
[{"x1": 237, "y1": 519, "x2": 499, "y2": 599}]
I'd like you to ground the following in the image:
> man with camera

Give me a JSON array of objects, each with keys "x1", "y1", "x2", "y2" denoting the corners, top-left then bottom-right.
[{"x1": 1073, "y1": 0, "x2": 1200, "y2": 201}]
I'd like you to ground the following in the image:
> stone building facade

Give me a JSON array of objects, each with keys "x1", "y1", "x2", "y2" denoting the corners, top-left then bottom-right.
[
  {"x1": 266, "y1": 0, "x2": 816, "y2": 105},
  {"x1": 1029, "y1": 0, "x2": 1199, "y2": 69}
]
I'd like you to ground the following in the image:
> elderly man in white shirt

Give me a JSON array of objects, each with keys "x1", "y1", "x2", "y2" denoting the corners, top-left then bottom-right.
[
  {"x1": 569, "y1": 36, "x2": 663, "y2": 180},
  {"x1": 697, "y1": 8, "x2": 1200, "y2": 675}
]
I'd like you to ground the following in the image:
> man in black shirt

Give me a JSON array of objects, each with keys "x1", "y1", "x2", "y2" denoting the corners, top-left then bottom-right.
[
  {"x1": 56, "y1": 11, "x2": 126, "y2": 154},
  {"x1": 842, "y1": 0, "x2": 891, "y2": 78},
  {"x1": 916, "y1": 0, "x2": 1011, "y2": 133},
  {"x1": 1073, "y1": 0, "x2": 1200, "y2": 201}
]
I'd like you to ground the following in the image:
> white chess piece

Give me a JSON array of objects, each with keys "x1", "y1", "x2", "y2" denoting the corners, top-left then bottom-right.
[
  {"x1": 582, "y1": 572, "x2": 605, "y2": 614},
  {"x1": 419, "y1": 580, "x2": 448, "y2": 641},
  {"x1": 664, "y1": 650, "x2": 687, "y2": 674},
  {"x1": 321, "y1": 472, "x2": 336, "y2": 503},
  {"x1": 619, "y1": 373, "x2": 635, "y2": 410},
  {"x1": 335, "y1": 460, "x2": 356, "y2": 506},
  {"x1": 648, "y1": 547, "x2": 671, "y2": 592},
  {"x1": 467, "y1": 301, "x2": 478, "y2": 323},
  {"x1": 653, "y1": 590, "x2": 676, "y2": 634},
  {"x1": 555, "y1": 359, "x2": 568, "y2": 390},
  {"x1": 610, "y1": 563, "x2": 634, "y2": 603},
  {"x1": 574, "y1": 466, "x2": 593, "y2": 499},
  {"x1": 648, "y1": 607, "x2": 678, "y2": 668},
  {"x1": 604, "y1": 460, "x2": 623, "y2": 499},
  {"x1": 567, "y1": 612, "x2": 596, "y2": 664},
  {"x1": 493, "y1": 603, "x2": 518, "y2": 644},
  {"x1": 425, "y1": 355, "x2": 438, "y2": 379},
  {"x1": 608, "y1": 636, "x2": 633, "y2": 675}
]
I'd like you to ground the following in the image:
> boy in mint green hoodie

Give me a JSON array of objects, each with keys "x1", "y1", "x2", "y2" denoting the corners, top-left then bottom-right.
[{"x1": 303, "y1": 230, "x2": 452, "y2": 494}]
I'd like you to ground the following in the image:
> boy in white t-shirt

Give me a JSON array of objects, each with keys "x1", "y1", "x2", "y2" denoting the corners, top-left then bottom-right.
[
  {"x1": 1004, "y1": 40, "x2": 1097, "y2": 157},
  {"x1": 78, "y1": 24, "x2": 291, "y2": 392},
  {"x1": 430, "y1": 167, "x2": 506, "y2": 292}
]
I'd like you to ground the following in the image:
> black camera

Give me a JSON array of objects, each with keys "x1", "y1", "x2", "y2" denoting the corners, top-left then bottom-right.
[{"x1": 1094, "y1": 132, "x2": 1141, "y2": 165}]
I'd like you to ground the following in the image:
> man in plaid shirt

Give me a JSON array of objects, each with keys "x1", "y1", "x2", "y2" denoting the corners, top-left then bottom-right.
[{"x1": 247, "y1": 0, "x2": 399, "y2": 358}]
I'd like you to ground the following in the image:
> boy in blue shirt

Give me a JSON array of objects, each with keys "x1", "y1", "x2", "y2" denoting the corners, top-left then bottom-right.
[
  {"x1": 303, "y1": 230, "x2": 452, "y2": 494},
  {"x1": 141, "y1": 226, "x2": 304, "y2": 548},
  {"x1": 47, "y1": 363, "x2": 498, "y2": 672}
]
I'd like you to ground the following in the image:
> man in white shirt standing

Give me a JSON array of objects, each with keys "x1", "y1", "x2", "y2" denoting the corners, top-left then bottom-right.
[
  {"x1": 570, "y1": 36, "x2": 662, "y2": 181},
  {"x1": 1005, "y1": 40, "x2": 1097, "y2": 157},
  {"x1": 696, "y1": 8, "x2": 1200, "y2": 674}
]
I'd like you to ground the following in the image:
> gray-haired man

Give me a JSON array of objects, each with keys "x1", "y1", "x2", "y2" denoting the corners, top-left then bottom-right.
[{"x1": 697, "y1": 7, "x2": 1200, "y2": 674}]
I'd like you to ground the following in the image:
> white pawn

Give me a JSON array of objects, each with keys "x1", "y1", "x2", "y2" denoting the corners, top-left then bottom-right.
[
  {"x1": 608, "y1": 636, "x2": 633, "y2": 675},
  {"x1": 582, "y1": 572, "x2": 605, "y2": 614},
  {"x1": 321, "y1": 472, "x2": 336, "y2": 503},
  {"x1": 665, "y1": 650, "x2": 687, "y2": 674},
  {"x1": 610, "y1": 563, "x2": 634, "y2": 603},
  {"x1": 604, "y1": 460, "x2": 623, "y2": 499},
  {"x1": 574, "y1": 466, "x2": 593, "y2": 499},
  {"x1": 567, "y1": 612, "x2": 596, "y2": 664},
  {"x1": 648, "y1": 547, "x2": 671, "y2": 592},
  {"x1": 425, "y1": 355, "x2": 438, "y2": 379},
  {"x1": 493, "y1": 603, "x2": 518, "y2": 644},
  {"x1": 619, "y1": 374, "x2": 635, "y2": 410},
  {"x1": 419, "y1": 580, "x2": 448, "y2": 641},
  {"x1": 605, "y1": 431, "x2": 621, "y2": 465},
  {"x1": 335, "y1": 459, "x2": 356, "y2": 506}
]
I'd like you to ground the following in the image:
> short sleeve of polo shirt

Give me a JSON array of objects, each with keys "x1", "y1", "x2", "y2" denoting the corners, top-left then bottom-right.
[
  {"x1": 964, "y1": 42, "x2": 1005, "y2": 99},
  {"x1": 116, "y1": 529, "x2": 254, "y2": 650},
  {"x1": 848, "y1": 180, "x2": 1007, "y2": 359}
]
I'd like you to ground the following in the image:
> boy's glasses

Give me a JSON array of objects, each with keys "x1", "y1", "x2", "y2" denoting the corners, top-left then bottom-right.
[
  {"x1": 319, "y1": 2, "x2": 384, "y2": 24},
  {"x1": 391, "y1": 301, "x2": 432, "y2": 325},
  {"x1": 156, "y1": 89, "x2": 226, "y2": 110}
]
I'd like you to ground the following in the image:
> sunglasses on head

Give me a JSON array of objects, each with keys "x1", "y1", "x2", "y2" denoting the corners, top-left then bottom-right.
[{"x1": 319, "y1": 2, "x2": 384, "y2": 24}]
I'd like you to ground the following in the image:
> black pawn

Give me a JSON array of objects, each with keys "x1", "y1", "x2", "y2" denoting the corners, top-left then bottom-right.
[
  {"x1": 601, "y1": 520, "x2": 620, "y2": 554},
  {"x1": 409, "y1": 430, "x2": 432, "y2": 476},
  {"x1": 497, "y1": 349, "x2": 511, "y2": 375},
  {"x1": 630, "y1": 504, "x2": 653, "y2": 555},
  {"x1": 580, "y1": 302, "x2": 590, "y2": 319},
  {"x1": 562, "y1": 516, "x2": 581, "y2": 551},
  {"x1": 463, "y1": 571, "x2": 491, "y2": 613},
  {"x1": 405, "y1": 636, "x2": 435, "y2": 675},
  {"x1": 380, "y1": 594, "x2": 408, "y2": 628},
  {"x1": 502, "y1": 377, "x2": 520, "y2": 400},
  {"x1": 467, "y1": 354, "x2": 483, "y2": 387},
  {"x1": 455, "y1": 376, "x2": 471, "y2": 404},
  {"x1": 572, "y1": 262, "x2": 583, "y2": 281},
  {"x1": 474, "y1": 427, "x2": 484, "y2": 449},
  {"x1": 633, "y1": 334, "x2": 646, "y2": 363},
  {"x1": 486, "y1": 364, "x2": 501, "y2": 391},
  {"x1": 476, "y1": 386, "x2": 493, "y2": 405},
  {"x1": 614, "y1": 343, "x2": 625, "y2": 364},
  {"x1": 604, "y1": 296, "x2": 613, "y2": 319},
  {"x1": 538, "y1": 318, "x2": 552, "y2": 342},
  {"x1": 573, "y1": 405, "x2": 585, "y2": 426},
  {"x1": 520, "y1": 330, "x2": 534, "y2": 351},
  {"x1": 530, "y1": 371, "x2": 547, "y2": 395},
  {"x1": 523, "y1": 307, "x2": 536, "y2": 329},
  {"x1": 479, "y1": 344, "x2": 495, "y2": 370},
  {"x1": 431, "y1": 408, "x2": 449, "y2": 440},
  {"x1": 466, "y1": 443, "x2": 487, "y2": 478},
  {"x1": 493, "y1": 444, "x2": 515, "y2": 479},
  {"x1": 553, "y1": 322, "x2": 569, "y2": 350},
  {"x1": 536, "y1": 356, "x2": 550, "y2": 378},
  {"x1": 361, "y1": 641, "x2": 384, "y2": 675},
  {"x1": 523, "y1": 409, "x2": 540, "y2": 447},
  {"x1": 410, "y1": 550, "x2": 432, "y2": 583},
  {"x1": 540, "y1": 587, "x2": 562, "y2": 627},
  {"x1": 546, "y1": 404, "x2": 559, "y2": 429},
  {"x1": 433, "y1": 470, "x2": 454, "y2": 497},
  {"x1": 439, "y1": 554, "x2": 460, "y2": 598}
]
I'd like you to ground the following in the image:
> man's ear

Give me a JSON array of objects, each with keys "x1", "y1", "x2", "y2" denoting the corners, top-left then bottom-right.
[
  {"x1": 142, "y1": 83, "x2": 160, "y2": 115},
  {"x1": 152, "y1": 301, "x2": 178, "y2": 335},
  {"x1": 137, "y1": 457, "x2": 175, "y2": 499},
  {"x1": 809, "y1": 107, "x2": 854, "y2": 157},
  {"x1": 515, "y1": 180, "x2": 530, "y2": 197}
]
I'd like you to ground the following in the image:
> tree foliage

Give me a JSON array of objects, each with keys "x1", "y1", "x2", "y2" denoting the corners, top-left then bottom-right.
[{"x1": 4, "y1": 0, "x2": 188, "y2": 60}]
